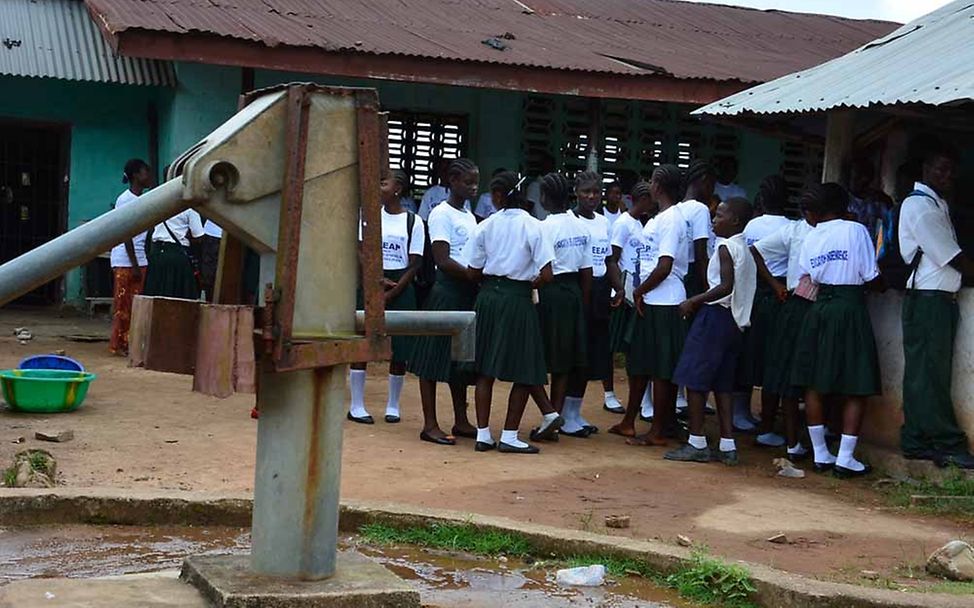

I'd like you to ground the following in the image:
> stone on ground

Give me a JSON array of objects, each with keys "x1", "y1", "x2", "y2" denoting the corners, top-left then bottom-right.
[{"x1": 926, "y1": 540, "x2": 974, "y2": 582}]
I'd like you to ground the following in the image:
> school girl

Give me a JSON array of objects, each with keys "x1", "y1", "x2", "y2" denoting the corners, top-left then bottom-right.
[
  {"x1": 109, "y1": 159, "x2": 152, "y2": 356},
  {"x1": 537, "y1": 173, "x2": 594, "y2": 436},
  {"x1": 566, "y1": 171, "x2": 612, "y2": 434},
  {"x1": 679, "y1": 160, "x2": 717, "y2": 298},
  {"x1": 467, "y1": 171, "x2": 561, "y2": 454},
  {"x1": 406, "y1": 159, "x2": 481, "y2": 445},
  {"x1": 752, "y1": 201, "x2": 815, "y2": 462},
  {"x1": 791, "y1": 183, "x2": 883, "y2": 478},
  {"x1": 347, "y1": 170, "x2": 424, "y2": 425},
  {"x1": 613, "y1": 165, "x2": 690, "y2": 446},
  {"x1": 736, "y1": 175, "x2": 793, "y2": 440},
  {"x1": 605, "y1": 182, "x2": 657, "y2": 418},
  {"x1": 666, "y1": 198, "x2": 756, "y2": 466},
  {"x1": 601, "y1": 181, "x2": 626, "y2": 228}
]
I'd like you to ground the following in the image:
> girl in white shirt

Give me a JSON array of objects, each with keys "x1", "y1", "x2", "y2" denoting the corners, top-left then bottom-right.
[
  {"x1": 143, "y1": 197, "x2": 205, "y2": 300},
  {"x1": 605, "y1": 181, "x2": 657, "y2": 417},
  {"x1": 790, "y1": 183, "x2": 883, "y2": 478},
  {"x1": 600, "y1": 181, "x2": 626, "y2": 229},
  {"x1": 348, "y1": 170, "x2": 425, "y2": 426},
  {"x1": 679, "y1": 160, "x2": 718, "y2": 298},
  {"x1": 109, "y1": 159, "x2": 152, "y2": 356},
  {"x1": 407, "y1": 159, "x2": 482, "y2": 446},
  {"x1": 737, "y1": 175, "x2": 793, "y2": 442},
  {"x1": 566, "y1": 171, "x2": 612, "y2": 435},
  {"x1": 610, "y1": 165, "x2": 689, "y2": 446},
  {"x1": 538, "y1": 173, "x2": 594, "y2": 437},
  {"x1": 666, "y1": 198, "x2": 756, "y2": 466},
  {"x1": 467, "y1": 172, "x2": 561, "y2": 454}
]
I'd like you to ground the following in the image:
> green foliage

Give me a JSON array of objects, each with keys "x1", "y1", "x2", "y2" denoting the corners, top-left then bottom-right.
[
  {"x1": 665, "y1": 551, "x2": 757, "y2": 608},
  {"x1": 2, "y1": 467, "x2": 15, "y2": 487},
  {"x1": 359, "y1": 522, "x2": 531, "y2": 557},
  {"x1": 881, "y1": 469, "x2": 974, "y2": 520}
]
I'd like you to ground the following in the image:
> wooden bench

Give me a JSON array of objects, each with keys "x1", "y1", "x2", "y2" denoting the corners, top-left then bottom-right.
[{"x1": 85, "y1": 297, "x2": 113, "y2": 317}]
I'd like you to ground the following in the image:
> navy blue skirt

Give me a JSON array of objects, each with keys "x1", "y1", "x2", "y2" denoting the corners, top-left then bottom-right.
[{"x1": 673, "y1": 304, "x2": 743, "y2": 394}]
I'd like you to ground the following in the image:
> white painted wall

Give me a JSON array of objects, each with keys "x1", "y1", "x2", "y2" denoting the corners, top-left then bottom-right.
[{"x1": 865, "y1": 290, "x2": 974, "y2": 452}]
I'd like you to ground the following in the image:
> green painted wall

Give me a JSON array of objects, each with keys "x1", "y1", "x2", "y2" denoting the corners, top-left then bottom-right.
[
  {"x1": 0, "y1": 75, "x2": 159, "y2": 306},
  {"x1": 737, "y1": 130, "x2": 785, "y2": 201}
]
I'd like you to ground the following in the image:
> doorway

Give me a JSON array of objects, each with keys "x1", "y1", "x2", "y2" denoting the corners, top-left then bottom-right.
[{"x1": 0, "y1": 120, "x2": 70, "y2": 305}]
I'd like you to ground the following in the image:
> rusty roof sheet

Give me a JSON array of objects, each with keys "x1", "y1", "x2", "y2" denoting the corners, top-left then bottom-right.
[{"x1": 85, "y1": 0, "x2": 896, "y2": 83}]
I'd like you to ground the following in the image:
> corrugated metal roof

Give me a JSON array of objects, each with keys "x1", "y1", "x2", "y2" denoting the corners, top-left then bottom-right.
[
  {"x1": 694, "y1": 0, "x2": 974, "y2": 116},
  {"x1": 0, "y1": 0, "x2": 174, "y2": 86},
  {"x1": 85, "y1": 0, "x2": 895, "y2": 84}
]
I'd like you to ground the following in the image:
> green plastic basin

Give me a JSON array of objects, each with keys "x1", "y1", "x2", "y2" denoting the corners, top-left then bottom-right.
[{"x1": 0, "y1": 369, "x2": 97, "y2": 413}]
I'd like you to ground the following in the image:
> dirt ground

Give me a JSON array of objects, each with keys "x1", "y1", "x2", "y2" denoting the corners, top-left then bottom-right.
[{"x1": 0, "y1": 308, "x2": 970, "y2": 592}]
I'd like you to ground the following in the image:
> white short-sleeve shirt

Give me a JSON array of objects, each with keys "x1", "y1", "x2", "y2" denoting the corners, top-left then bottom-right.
[
  {"x1": 899, "y1": 182, "x2": 962, "y2": 292},
  {"x1": 152, "y1": 209, "x2": 204, "y2": 247},
  {"x1": 466, "y1": 209, "x2": 554, "y2": 281},
  {"x1": 358, "y1": 209, "x2": 425, "y2": 271},
  {"x1": 677, "y1": 199, "x2": 715, "y2": 263},
  {"x1": 602, "y1": 207, "x2": 623, "y2": 230},
  {"x1": 575, "y1": 211, "x2": 611, "y2": 278},
  {"x1": 427, "y1": 202, "x2": 477, "y2": 264},
  {"x1": 753, "y1": 220, "x2": 813, "y2": 291},
  {"x1": 640, "y1": 205, "x2": 689, "y2": 305},
  {"x1": 708, "y1": 233, "x2": 757, "y2": 329},
  {"x1": 542, "y1": 212, "x2": 593, "y2": 275},
  {"x1": 798, "y1": 219, "x2": 879, "y2": 286},
  {"x1": 110, "y1": 189, "x2": 148, "y2": 268},
  {"x1": 611, "y1": 212, "x2": 645, "y2": 276},
  {"x1": 744, "y1": 214, "x2": 792, "y2": 277}
]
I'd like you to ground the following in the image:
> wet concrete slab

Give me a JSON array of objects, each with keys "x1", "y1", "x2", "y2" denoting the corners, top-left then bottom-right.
[{"x1": 0, "y1": 571, "x2": 209, "y2": 608}]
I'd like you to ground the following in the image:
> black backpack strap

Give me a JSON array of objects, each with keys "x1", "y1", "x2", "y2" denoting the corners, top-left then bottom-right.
[
  {"x1": 904, "y1": 189, "x2": 937, "y2": 291},
  {"x1": 406, "y1": 211, "x2": 415, "y2": 253}
]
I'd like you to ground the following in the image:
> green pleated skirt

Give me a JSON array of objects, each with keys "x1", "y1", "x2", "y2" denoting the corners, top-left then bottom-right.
[
  {"x1": 609, "y1": 302, "x2": 634, "y2": 353},
  {"x1": 763, "y1": 293, "x2": 812, "y2": 398},
  {"x1": 790, "y1": 285, "x2": 881, "y2": 396},
  {"x1": 406, "y1": 271, "x2": 477, "y2": 384},
  {"x1": 735, "y1": 278, "x2": 782, "y2": 388},
  {"x1": 144, "y1": 241, "x2": 200, "y2": 300},
  {"x1": 625, "y1": 304, "x2": 688, "y2": 380},
  {"x1": 537, "y1": 274, "x2": 587, "y2": 374},
  {"x1": 357, "y1": 269, "x2": 417, "y2": 364},
  {"x1": 476, "y1": 276, "x2": 548, "y2": 386},
  {"x1": 585, "y1": 276, "x2": 613, "y2": 381}
]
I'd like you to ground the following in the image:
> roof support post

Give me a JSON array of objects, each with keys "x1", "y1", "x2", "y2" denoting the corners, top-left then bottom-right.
[
  {"x1": 586, "y1": 98, "x2": 602, "y2": 173},
  {"x1": 822, "y1": 109, "x2": 856, "y2": 186}
]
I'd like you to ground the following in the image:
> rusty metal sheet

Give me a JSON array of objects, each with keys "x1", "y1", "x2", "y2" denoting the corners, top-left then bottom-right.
[{"x1": 85, "y1": 0, "x2": 896, "y2": 85}]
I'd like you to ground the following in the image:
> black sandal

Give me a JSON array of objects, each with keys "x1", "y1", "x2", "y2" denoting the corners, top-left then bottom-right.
[
  {"x1": 347, "y1": 412, "x2": 374, "y2": 425},
  {"x1": 420, "y1": 431, "x2": 456, "y2": 446}
]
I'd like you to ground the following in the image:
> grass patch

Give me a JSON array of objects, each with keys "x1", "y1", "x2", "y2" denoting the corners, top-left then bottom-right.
[
  {"x1": 359, "y1": 522, "x2": 757, "y2": 607},
  {"x1": 925, "y1": 580, "x2": 974, "y2": 595},
  {"x1": 359, "y1": 522, "x2": 531, "y2": 557},
  {"x1": 880, "y1": 469, "x2": 974, "y2": 520}
]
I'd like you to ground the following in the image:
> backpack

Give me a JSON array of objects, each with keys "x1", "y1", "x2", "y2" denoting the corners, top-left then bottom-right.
[
  {"x1": 406, "y1": 211, "x2": 437, "y2": 306},
  {"x1": 878, "y1": 189, "x2": 936, "y2": 290}
]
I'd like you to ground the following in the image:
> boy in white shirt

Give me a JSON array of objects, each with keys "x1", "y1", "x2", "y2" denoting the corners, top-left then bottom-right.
[
  {"x1": 791, "y1": 183, "x2": 884, "y2": 478},
  {"x1": 665, "y1": 198, "x2": 756, "y2": 466}
]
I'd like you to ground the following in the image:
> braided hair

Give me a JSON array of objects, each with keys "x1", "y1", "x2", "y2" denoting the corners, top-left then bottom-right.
[
  {"x1": 447, "y1": 158, "x2": 478, "y2": 180},
  {"x1": 540, "y1": 172, "x2": 573, "y2": 212},
  {"x1": 800, "y1": 182, "x2": 849, "y2": 217},
  {"x1": 755, "y1": 174, "x2": 789, "y2": 215},
  {"x1": 683, "y1": 159, "x2": 716, "y2": 195},
  {"x1": 651, "y1": 164, "x2": 682, "y2": 203},
  {"x1": 574, "y1": 170, "x2": 601, "y2": 190},
  {"x1": 631, "y1": 180, "x2": 652, "y2": 202},
  {"x1": 490, "y1": 170, "x2": 523, "y2": 209}
]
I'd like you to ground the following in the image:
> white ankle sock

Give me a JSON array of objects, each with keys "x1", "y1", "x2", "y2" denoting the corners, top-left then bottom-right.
[
  {"x1": 500, "y1": 429, "x2": 528, "y2": 448},
  {"x1": 688, "y1": 434, "x2": 708, "y2": 450},
  {"x1": 385, "y1": 374, "x2": 404, "y2": 417},
  {"x1": 573, "y1": 397, "x2": 593, "y2": 427},
  {"x1": 719, "y1": 437, "x2": 737, "y2": 453},
  {"x1": 561, "y1": 397, "x2": 586, "y2": 433},
  {"x1": 640, "y1": 385, "x2": 654, "y2": 417},
  {"x1": 836, "y1": 434, "x2": 865, "y2": 471},
  {"x1": 476, "y1": 427, "x2": 494, "y2": 444},
  {"x1": 604, "y1": 391, "x2": 622, "y2": 409},
  {"x1": 538, "y1": 411, "x2": 560, "y2": 432},
  {"x1": 676, "y1": 386, "x2": 688, "y2": 410},
  {"x1": 787, "y1": 443, "x2": 807, "y2": 456},
  {"x1": 349, "y1": 369, "x2": 368, "y2": 418},
  {"x1": 808, "y1": 425, "x2": 836, "y2": 464}
]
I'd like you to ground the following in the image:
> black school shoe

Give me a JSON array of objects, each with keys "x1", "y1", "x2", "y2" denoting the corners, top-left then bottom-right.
[
  {"x1": 935, "y1": 452, "x2": 974, "y2": 470},
  {"x1": 346, "y1": 412, "x2": 374, "y2": 425},
  {"x1": 833, "y1": 463, "x2": 873, "y2": 479},
  {"x1": 498, "y1": 442, "x2": 540, "y2": 454},
  {"x1": 475, "y1": 441, "x2": 497, "y2": 452},
  {"x1": 530, "y1": 415, "x2": 565, "y2": 442},
  {"x1": 812, "y1": 461, "x2": 835, "y2": 474}
]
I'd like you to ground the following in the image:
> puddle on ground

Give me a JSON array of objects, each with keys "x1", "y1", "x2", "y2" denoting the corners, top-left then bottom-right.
[{"x1": 0, "y1": 526, "x2": 689, "y2": 607}]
